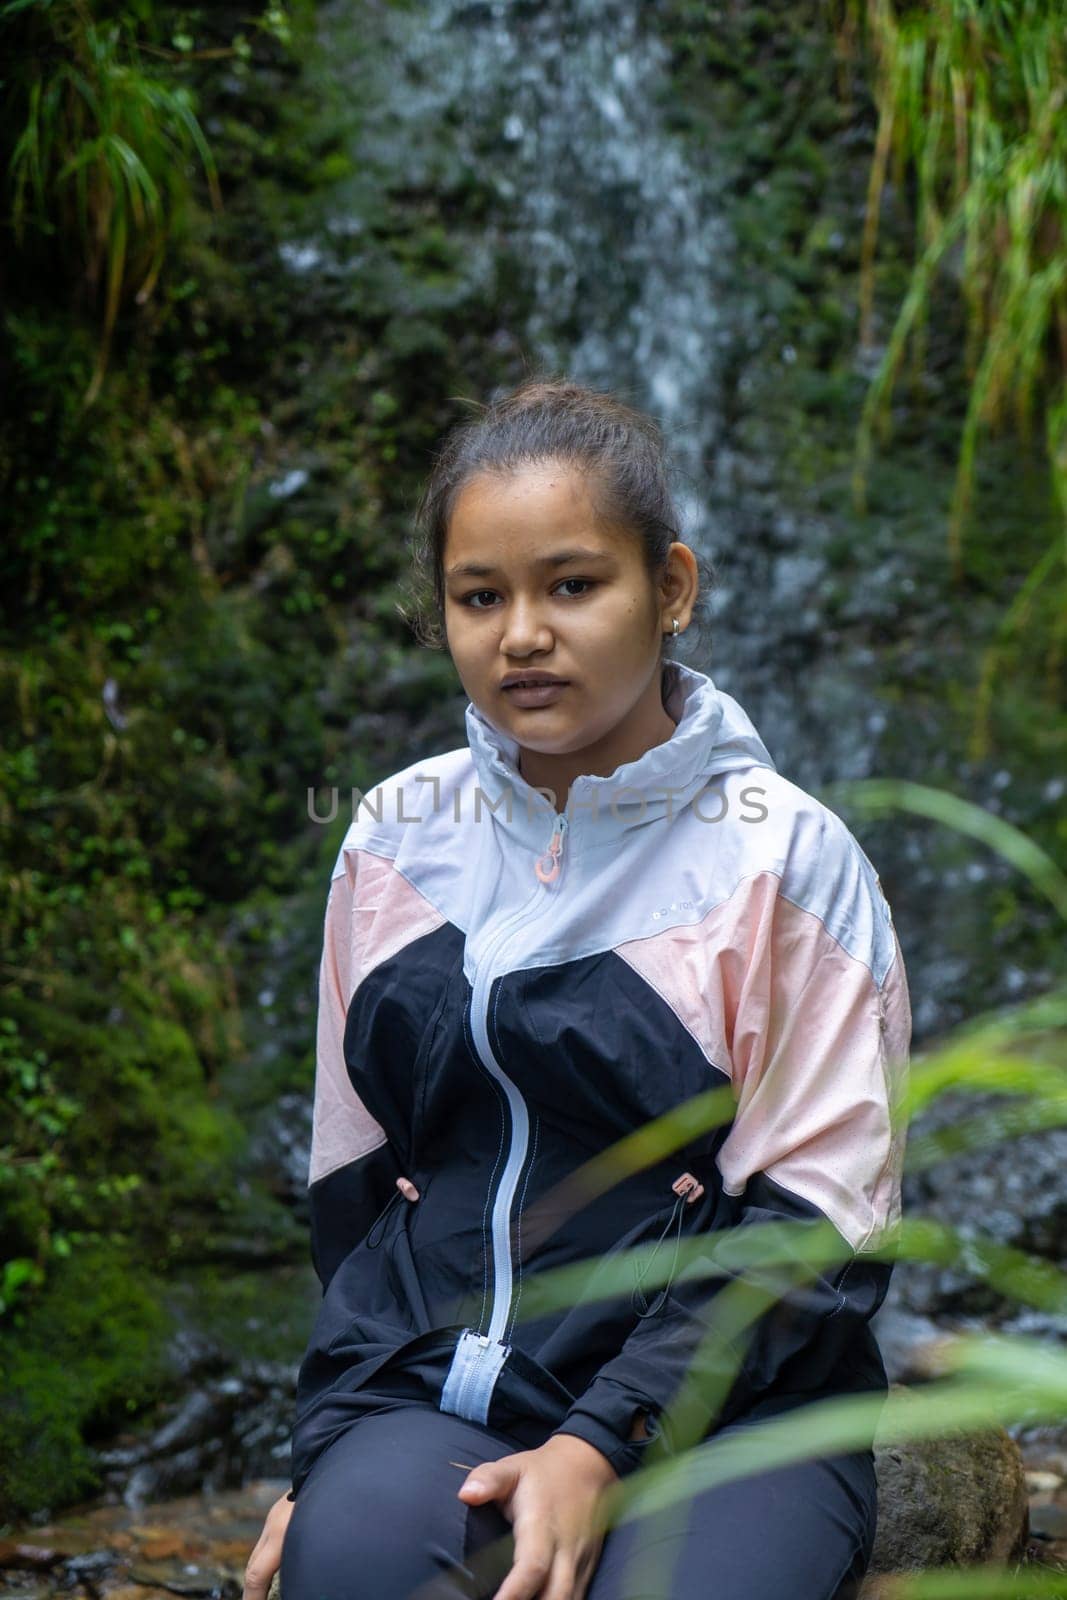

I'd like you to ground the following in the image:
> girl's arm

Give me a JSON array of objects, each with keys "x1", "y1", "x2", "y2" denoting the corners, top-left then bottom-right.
[
  {"x1": 548, "y1": 810, "x2": 911, "y2": 1477},
  {"x1": 306, "y1": 847, "x2": 403, "y2": 1292}
]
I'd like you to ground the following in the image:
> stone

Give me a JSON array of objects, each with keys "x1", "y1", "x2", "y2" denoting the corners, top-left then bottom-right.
[
  {"x1": 1028, "y1": 1503, "x2": 1067, "y2": 1540},
  {"x1": 1025, "y1": 1470, "x2": 1063, "y2": 1494},
  {"x1": 859, "y1": 1389, "x2": 1029, "y2": 1596}
]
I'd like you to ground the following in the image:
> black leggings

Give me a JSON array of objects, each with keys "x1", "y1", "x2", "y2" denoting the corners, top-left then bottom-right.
[{"x1": 281, "y1": 1396, "x2": 878, "y2": 1600}]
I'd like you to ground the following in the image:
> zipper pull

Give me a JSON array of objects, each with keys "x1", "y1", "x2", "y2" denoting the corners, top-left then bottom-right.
[{"x1": 534, "y1": 812, "x2": 568, "y2": 884}]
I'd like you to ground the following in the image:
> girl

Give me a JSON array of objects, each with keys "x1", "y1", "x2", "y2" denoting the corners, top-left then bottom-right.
[{"x1": 244, "y1": 377, "x2": 910, "y2": 1600}]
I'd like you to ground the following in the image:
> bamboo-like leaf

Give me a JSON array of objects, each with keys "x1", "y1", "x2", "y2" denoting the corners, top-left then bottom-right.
[
  {"x1": 876, "y1": 1569, "x2": 1067, "y2": 1598},
  {"x1": 822, "y1": 777, "x2": 1067, "y2": 920},
  {"x1": 835, "y1": 0, "x2": 1067, "y2": 588},
  {"x1": 905, "y1": 1089, "x2": 1067, "y2": 1171},
  {"x1": 6, "y1": 3, "x2": 225, "y2": 400},
  {"x1": 0, "y1": 0, "x2": 59, "y2": 19},
  {"x1": 507, "y1": 1201, "x2": 1067, "y2": 1331}
]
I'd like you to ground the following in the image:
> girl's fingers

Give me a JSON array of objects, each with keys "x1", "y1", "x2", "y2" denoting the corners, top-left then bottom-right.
[
  {"x1": 242, "y1": 1497, "x2": 293, "y2": 1600},
  {"x1": 493, "y1": 1516, "x2": 555, "y2": 1600},
  {"x1": 242, "y1": 1537, "x2": 279, "y2": 1600},
  {"x1": 541, "y1": 1548, "x2": 580, "y2": 1600}
]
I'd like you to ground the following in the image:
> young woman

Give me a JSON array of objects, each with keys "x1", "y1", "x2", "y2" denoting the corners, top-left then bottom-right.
[{"x1": 244, "y1": 377, "x2": 911, "y2": 1600}]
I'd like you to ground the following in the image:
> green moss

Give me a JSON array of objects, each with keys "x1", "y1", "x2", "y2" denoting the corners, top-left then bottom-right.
[{"x1": 0, "y1": 1245, "x2": 172, "y2": 1527}]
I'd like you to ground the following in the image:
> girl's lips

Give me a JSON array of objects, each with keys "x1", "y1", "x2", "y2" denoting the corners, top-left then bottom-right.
[{"x1": 502, "y1": 680, "x2": 570, "y2": 707}]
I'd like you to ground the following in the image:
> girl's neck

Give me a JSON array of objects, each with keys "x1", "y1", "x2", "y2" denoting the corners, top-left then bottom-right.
[{"x1": 518, "y1": 690, "x2": 678, "y2": 817}]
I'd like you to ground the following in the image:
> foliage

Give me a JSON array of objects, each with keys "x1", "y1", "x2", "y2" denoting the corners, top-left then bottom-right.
[
  {"x1": 827, "y1": 0, "x2": 1067, "y2": 748},
  {"x1": 0, "y1": 1243, "x2": 172, "y2": 1520},
  {"x1": 2, "y1": 0, "x2": 228, "y2": 401}
]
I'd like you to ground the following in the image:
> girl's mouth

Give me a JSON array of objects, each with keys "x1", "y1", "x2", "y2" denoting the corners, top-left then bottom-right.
[{"x1": 502, "y1": 681, "x2": 569, "y2": 707}]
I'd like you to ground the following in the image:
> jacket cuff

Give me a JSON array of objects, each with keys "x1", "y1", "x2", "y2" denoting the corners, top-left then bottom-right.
[{"x1": 549, "y1": 1377, "x2": 666, "y2": 1479}]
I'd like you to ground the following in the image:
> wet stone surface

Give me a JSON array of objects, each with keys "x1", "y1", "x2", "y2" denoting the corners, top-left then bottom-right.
[{"x1": 0, "y1": 1479, "x2": 286, "y2": 1600}]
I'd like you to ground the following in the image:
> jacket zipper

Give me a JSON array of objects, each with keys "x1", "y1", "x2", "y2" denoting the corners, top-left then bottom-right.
[
  {"x1": 535, "y1": 812, "x2": 568, "y2": 883},
  {"x1": 440, "y1": 811, "x2": 569, "y2": 1424}
]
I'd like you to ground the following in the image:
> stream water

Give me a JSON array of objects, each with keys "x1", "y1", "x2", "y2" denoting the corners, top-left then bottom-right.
[{"x1": 291, "y1": 0, "x2": 1061, "y2": 1039}]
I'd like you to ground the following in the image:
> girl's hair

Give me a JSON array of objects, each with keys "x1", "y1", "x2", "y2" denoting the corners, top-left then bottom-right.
[{"x1": 399, "y1": 373, "x2": 716, "y2": 664}]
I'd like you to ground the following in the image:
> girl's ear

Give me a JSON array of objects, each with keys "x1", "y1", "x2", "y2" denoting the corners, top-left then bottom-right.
[{"x1": 659, "y1": 541, "x2": 700, "y2": 628}]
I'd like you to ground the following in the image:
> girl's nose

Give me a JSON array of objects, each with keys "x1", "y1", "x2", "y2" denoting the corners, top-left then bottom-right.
[{"x1": 499, "y1": 600, "x2": 552, "y2": 656}]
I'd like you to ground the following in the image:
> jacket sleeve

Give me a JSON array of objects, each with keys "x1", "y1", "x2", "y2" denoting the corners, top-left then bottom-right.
[
  {"x1": 306, "y1": 841, "x2": 403, "y2": 1294},
  {"x1": 549, "y1": 812, "x2": 912, "y2": 1477}
]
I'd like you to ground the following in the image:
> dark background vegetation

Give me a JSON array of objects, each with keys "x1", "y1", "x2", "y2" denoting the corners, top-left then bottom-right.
[{"x1": 1, "y1": 0, "x2": 1064, "y2": 1529}]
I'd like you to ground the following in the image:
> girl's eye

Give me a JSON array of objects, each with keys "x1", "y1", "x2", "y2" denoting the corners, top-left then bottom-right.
[{"x1": 459, "y1": 579, "x2": 594, "y2": 608}]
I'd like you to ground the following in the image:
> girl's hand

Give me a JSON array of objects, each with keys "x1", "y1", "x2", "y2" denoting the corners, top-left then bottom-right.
[
  {"x1": 457, "y1": 1433, "x2": 620, "y2": 1600},
  {"x1": 243, "y1": 1491, "x2": 294, "y2": 1600}
]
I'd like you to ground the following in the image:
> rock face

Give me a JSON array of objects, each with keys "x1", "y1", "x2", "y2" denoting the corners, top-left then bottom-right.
[
  {"x1": 894, "y1": 1094, "x2": 1067, "y2": 1339},
  {"x1": 859, "y1": 1392, "x2": 1030, "y2": 1595}
]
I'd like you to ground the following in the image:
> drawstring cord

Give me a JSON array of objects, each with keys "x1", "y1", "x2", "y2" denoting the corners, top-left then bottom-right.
[
  {"x1": 367, "y1": 1176, "x2": 421, "y2": 1248},
  {"x1": 631, "y1": 1192, "x2": 687, "y2": 1320},
  {"x1": 366, "y1": 1185, "x2": 403, "y2": 1249}
]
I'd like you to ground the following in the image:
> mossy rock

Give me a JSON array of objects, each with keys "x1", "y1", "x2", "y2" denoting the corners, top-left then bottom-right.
[
  {"x1": 860, "y1": 1386, "x2": 1029, "y2": 1593},
  {"x1": 0, "y1": 1245, "x2": 173, "y2": 1527}
]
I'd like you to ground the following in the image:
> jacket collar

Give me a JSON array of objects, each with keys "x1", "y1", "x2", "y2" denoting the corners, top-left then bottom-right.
[{"x1": 463, "y1": 660, "x2": 776, "y2": 856}]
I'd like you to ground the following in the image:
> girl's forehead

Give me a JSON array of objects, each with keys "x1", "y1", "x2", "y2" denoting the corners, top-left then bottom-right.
[
  {"x1": 450, "y1": 460, "x2": 596, "y2": 523},
  {"x1": 444, "y1": 464, "x2": 643, "y2": 566}
]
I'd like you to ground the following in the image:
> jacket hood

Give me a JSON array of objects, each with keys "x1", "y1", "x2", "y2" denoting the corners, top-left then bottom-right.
[{"x1": 463, "y1": 659, "x2": 776, "y2": 855}]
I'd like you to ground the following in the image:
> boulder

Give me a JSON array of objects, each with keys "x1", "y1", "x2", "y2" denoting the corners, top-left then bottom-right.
[{"x1": 859, "y1": 1390, "x2": 1029, "y2": 1596}]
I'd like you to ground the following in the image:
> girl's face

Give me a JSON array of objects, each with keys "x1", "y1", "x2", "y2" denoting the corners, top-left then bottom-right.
[{"x1": 442, "y1": 460, "x2": 697, "y2": 789}]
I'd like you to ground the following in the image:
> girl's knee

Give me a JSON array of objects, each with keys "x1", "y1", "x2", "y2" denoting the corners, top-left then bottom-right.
[{"x1": 279, "y1": 1407, "x2": 518, "y2": 1600}]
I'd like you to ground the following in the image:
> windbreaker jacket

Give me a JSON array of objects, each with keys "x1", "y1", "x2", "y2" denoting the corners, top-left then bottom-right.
[{"x1": 289, "y1": 660, "x2": 911, "y2": 1494}]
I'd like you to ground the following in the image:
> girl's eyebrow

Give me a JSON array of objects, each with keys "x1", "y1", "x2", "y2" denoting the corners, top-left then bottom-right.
[{"x1": 446, "y1": 547, "x2": 615, "y2": 579}]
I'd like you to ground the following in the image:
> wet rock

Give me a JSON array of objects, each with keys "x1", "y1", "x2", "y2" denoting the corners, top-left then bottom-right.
[
  {"x1": 0, "y1": 1543, "x2": 65, "y2": 1570},
  {"x1": 65, "y1": 1551, "x2": 119, "y2": 1578},
  {"x1": 246, "y1": 1094, "x2": 312, "y2": 1213},
  {"x1": 124, "y1": 1445, "x2": 226, "y2": 1510},
  {"x1": 127, "y1": 1564, "x2": 240, "y2": 1598},
  {"x1": 886, "y1": 1091, "x2": 1067, "y2": 1348},
  {"x1": 1025, "y1": 1470, "x2": 1064, "y2": 1494},
  {"x1": 1029, "y1": 1503, "x2": 1067, "y2": 1540},
  {"x1": 167, "y1": 1330, "x2": 233, "y2": 1388},
  {"x1": 96, "y1": 1393, "x2": 237, "y2": 1481},
  {"x1": 0, "y1": 1479, "x2": 283, "y2": 1599},
  {"x1": 97, "y1": 1589, "x2": 156, "y2": 1600},
  {"x1": 142, "y1": 1393, "x2": 233, "y2": 1460},
  {"x1": 92, "y1": 1367, "x2": 295, "y2": 1509},
  {"x1": 902, "y1": 1092, "x2": 1067, "y2": 1270}
]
